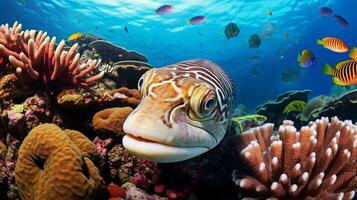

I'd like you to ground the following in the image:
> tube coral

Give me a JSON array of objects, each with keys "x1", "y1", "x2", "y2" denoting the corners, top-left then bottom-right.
[
  {"x1": 234, "y1": 117, "x2": 357, "y2": 199},
  {"x1": 0, "y1": 21, "x2": 104, "y2": 88}
]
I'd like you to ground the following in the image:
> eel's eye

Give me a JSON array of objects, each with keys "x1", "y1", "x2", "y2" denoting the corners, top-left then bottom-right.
[
  {"x1": 189, "y1": 85, "x2": 217, "y2": 120},
  {"x1": 202, "y1": 96, "x2": 216, "y2": 113}
]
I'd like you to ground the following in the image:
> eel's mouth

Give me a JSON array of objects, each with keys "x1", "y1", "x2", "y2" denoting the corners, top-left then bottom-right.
[{"x1": 122, "y1": 134, "x2": 209, "y2": 163}]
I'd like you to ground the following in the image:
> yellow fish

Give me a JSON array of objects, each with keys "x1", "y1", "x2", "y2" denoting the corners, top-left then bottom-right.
[
  {"x1": 322, "y1": 47, "x2": 357, "y2": 85},
  {"x1": 267, "y1": 10, "x2": 273, "y2": 16},
  {"x1": 317, "y1": 37, "x2": 349, "y2": 53},
  {"x1": 67, "y1": 32, "x2": 82, "y2": 41}
]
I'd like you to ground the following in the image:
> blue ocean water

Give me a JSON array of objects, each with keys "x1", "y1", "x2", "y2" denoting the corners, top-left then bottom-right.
[{"x1": 1, "y1": 0, "x2": 356, "y2": 108}]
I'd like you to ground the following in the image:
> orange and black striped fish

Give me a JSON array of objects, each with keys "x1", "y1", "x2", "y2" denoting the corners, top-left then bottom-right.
[
  {"x1": 317, "y1": 37, "x2": 349, "y2": 53},
  {"x1": 323, "y1": 47, "x2": 357, "y2": 85}
]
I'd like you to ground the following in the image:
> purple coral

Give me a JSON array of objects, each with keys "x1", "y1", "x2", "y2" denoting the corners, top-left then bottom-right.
[
  {"x1": 93, "y1": 136, "x2": 112, "y2": 156},
  {"x1": 6, "y1": 93, "x2": 53, "y2": 138}
]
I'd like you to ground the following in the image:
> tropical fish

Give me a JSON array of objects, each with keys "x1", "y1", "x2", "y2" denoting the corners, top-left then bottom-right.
[
  {"x1": 249, "y1": 34, "x2": 261, "y2": 48},
  {"x1": 320, "y1": 7, "x2": 333, "y2": 16},
  {"x1": 322, "y1": 48, "x2": 357, "y2": 85},
  {"x1": 124, "y1": 26, "x2": 128, "y2": 33},
  {"x1": 67, "y1": 32, "x2": 82, "y2": 41},
  {"x1": 334, "y1": 15, "x2": 349, "y2": 27},
  {"x1": 122, "y1": 59, "x2": 235, "y2": 163},
  {"x1": 349, "y1": 47, "x2": 357, "y2": 59},
  {"x1": 224, "y1": 22, "x2": 240, "y2": 39},
  {"x1": 298, "y1": 50, "x2": 317, "y2": 68},
  {"x1": 155, "y1": 5, "x2": 173, "y2": 15},
  {"x1": 267, "y1": 10, "x2": 273, "y2": 16},
  {"x1": 283, "y1": 100, "x2": 307, "y2": 114},
  {"x1": 281, "y1": 67, "x2": 301, "y2": 83},
  {"x1": 317, "y1": 37, "x2": 349, "y2": 53},
  {"x1": 188, "y1": 16, "x2": 207, "y2": 24}
]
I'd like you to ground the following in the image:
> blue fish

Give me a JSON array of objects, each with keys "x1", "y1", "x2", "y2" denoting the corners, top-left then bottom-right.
[{"x1": 298, "y1": 50, "x2": 317, "y2": 68}]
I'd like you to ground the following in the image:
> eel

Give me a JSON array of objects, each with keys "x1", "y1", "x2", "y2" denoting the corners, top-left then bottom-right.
[{"x1": 123, "y1": 59, "x2": 235, "y2": 162}]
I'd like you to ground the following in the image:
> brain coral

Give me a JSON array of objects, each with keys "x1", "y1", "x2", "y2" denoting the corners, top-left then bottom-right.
[
  {"x1": 92, "y1": 107, "x2": 133, "y2": 136},
  {"x1": 15, "y1": 123, "x2": 103, "y2": 200}
]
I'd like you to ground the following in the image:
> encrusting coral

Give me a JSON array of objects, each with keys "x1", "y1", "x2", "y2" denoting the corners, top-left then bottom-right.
[
  {"x1": 15, "y1": 123, "x2": 103, "y2": 200},
  {"x1": 0, "y1": 21, "x2": 104, "y2": 88},
  {"x1": 233, "y1": 117, "x2": 357, "y2": 200},
  {"x1": 56, "y1": 87, "x2": 141, "y2": 110}
]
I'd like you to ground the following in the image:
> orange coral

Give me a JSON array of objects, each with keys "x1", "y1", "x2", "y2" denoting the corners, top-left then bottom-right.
[
  {"x1": 234, "y1": 117, "x2": 357, "y2": 199},
  {"x1": 0, "y1": 73, "x2": 17, "y2": 100},
  {"x1": 107, "y1": 87, "x2": 141, "y2": 106},
  {"x1": 92, "y1": 107, "x2": 133, "y2": 136},
  {"x1": 0, "y1": 22, "x2": 104, "y2": 88},
  {"x1": 64, "y1": 128, "x2": 105, "y2": 168},
  {"x1": 15, "y1": 123, "x2": 103, "y2": 200}
]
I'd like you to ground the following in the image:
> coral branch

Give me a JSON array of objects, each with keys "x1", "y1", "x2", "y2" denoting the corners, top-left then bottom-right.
[
  {"x1": 0, "y1": 21, "x2": 103, "y2": 88},
  {"x1": 234, "y1": 117, "x2": 357, "y2": 199}
]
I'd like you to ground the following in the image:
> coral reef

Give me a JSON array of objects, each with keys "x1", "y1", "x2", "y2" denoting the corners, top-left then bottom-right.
[
  {"x1": 256, "y1": 90, "x2": 311, "y2": 124},
  {"x1": 329, "y1": 85, "x2": 357, "y2": 97},
  {"x1": 64, "y1": 128, "x2": 105, "y2": 169},
  {"x1": 107, "y1": 183, "x2": 126, "y2": 199},
  {"x1": 89, "y1": 40, "x2": 148, "y2": 63},
  {"x1": 232, "y1": 104, "x2": 251, "y2": 118},
  {"x1": 1, "y1": 135, "x2": 21, "y2": 199},
  {"x1": 92, "y1": 107, "x2": 133, "y2": 137},
  {"x1": 66, "y1": 33, "x2": 103, "y2": 54},
  {"x1": 15, "y1": 124, "x2": 103, "y2": 200},
  {"x1": 5, "y1": 92, "x2": 53, "y2": 139},
  {"x1": 299, "y1": 95, "x2": 330, "y2": 122},
  {"x1": 0, "y1": 22, "x2": 103, "y2": 89},
  {"x1": 100, "y1": 60, "x2": 152, "y2": 89},
  {"x1": 107, "y1": 144, "x2": 160, "y2": 187},
  {"x1": 0, "y1": 73, "x2": 17, "y2": 102},
  {"x1": 57, "y1": 87, "x2": 141, "y2": 110},
  {"x1": 122, "y1": 182, "x2": 168, "y2": 200},
  {"x1": 314, "y1": 90, "x2": 357, "y2": 122},
  {"x1": 55, "y1": 87, "x2": 140, "y2": 132},
  {"x1": 233, "y1": 117, "x2": 357, "y2": 199}
]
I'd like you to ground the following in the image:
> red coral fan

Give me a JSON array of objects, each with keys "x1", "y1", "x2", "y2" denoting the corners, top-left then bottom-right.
[
  {"x1": 233, "y1": 117, "x2": 357, "y2": 200},
  {"x1": 0, "y1": 21, "x2": 104, "y2": 88}
]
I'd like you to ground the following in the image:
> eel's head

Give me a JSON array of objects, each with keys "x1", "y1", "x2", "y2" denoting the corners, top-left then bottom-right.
[{"x1": 123, "y1": 66, "x2": 231, "y2": 162}]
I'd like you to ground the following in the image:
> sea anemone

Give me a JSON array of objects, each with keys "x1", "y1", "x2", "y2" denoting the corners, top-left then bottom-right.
[
  {"x1": 233, "y1": 117, "x2": 357, "y2": 199},
  {"x1": 0, "y1": 21, "x2": 104, "y2": 89}
]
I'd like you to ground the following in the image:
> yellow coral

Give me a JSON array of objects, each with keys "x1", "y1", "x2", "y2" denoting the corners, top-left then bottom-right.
[
  {"x1": 15, "y1": 123, "x2": 103, "y2": 200},
  {"x1": 0, "y1": 73, "x2": 17, "y2": 100}
]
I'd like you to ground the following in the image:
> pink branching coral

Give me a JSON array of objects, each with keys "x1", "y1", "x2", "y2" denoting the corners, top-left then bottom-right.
[
  {"x1": 233, "y1": 117, "x2": 357, "y2": 200},
  {"x1": 0, "y1": 21, "x2": 104, "y2": 88}
]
